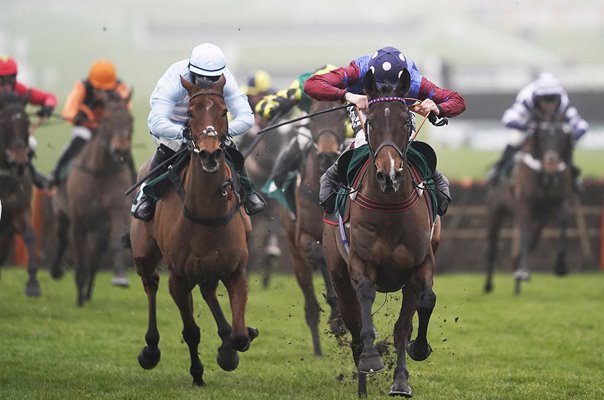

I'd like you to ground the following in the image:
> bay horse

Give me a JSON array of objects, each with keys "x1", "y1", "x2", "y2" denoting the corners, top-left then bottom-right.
[
  {"x1": 484, "y1": 122, "x2": 574, "y2": 294},
  {"x1": 130, "y1": 75, "x2": 257, "y2": 386},
  {"x1": 52, "y1": 91, "x2": 134, "y2": 306},
  {"x1": 279, "y1": 99, "x2": 347, "y2": 355},
  {"x1": 322, "y1": 69, "x2": 441, "y2": 397},
  {"x1": 0, "y1": 92, "x2": 40, "y2": 296}
]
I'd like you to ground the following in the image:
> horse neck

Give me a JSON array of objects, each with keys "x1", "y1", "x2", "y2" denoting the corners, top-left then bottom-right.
[
  {"x1": 300, "y1": 149, "x2": 322, "y2": 194},
  {"x1": 183, "y1": 155, "x2": 231, "y2": 215},
  {"x1": 78, "y1": 134, "x2": 113, "y2": 169}
]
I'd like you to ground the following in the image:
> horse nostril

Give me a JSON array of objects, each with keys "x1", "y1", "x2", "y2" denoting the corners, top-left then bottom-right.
[
  {"x1": 394, "y1": 171, "x2": 402, "y2": 181},
  {"x1": 376, "y1": 171, "x2": 387, "y2": 183},
  {"x1": 212, "y1": 148, "x2": 223, "y2": 159},
  {"x1": 199, "y1": 149, "x2": 210, "y2": 160}
]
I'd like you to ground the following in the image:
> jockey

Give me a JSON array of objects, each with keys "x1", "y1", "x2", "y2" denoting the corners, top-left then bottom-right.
[
  {"x1": 241, "y1": 70, "x2": 274, "y2": 113},
  {"x1": 132, "y1": 43, "x2": 266, "y2": 222},
  {"x1": 255, "y1": 64, "x2": 342, "y2": 188},
  {"x1": 488, "y1": 72, "x2": 589, "y2": 186},
  {"x1": 303, "y1": 47, "x2": 466, "y2": 215},
  {"x1": 47, "y1": 60, "x2": 133, "y2": 187},
  {"x1": 0, "y1": 55, "x2": 58, "y2": 188}
]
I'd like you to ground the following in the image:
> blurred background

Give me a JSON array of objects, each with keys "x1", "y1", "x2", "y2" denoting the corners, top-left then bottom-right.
[{"x1": 2, "y1": 0, "x2": 603, "y2": 178}]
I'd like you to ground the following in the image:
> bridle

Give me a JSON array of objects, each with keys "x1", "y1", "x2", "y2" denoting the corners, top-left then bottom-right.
[
  {"x1": 364, "y1": 96, "x2": 412, "y2": 166},
  {"x1": 187, "y1": 90, "x2": 229, "y2": 153}
]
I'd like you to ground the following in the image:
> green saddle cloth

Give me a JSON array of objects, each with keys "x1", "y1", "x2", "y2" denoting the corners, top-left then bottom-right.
[{"x1": 335, "y1": 143, "x2": 438, "y2": 221}]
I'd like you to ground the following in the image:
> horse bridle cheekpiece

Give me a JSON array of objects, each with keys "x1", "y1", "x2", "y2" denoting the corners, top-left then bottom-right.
[{"x1": 366, "y1": 96, "x2": 411, "y2": 162}]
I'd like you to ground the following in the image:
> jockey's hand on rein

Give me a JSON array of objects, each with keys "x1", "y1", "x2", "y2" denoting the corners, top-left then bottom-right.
[{"x1": 36, "y1": 105, "x2": 54, "y2": 119}]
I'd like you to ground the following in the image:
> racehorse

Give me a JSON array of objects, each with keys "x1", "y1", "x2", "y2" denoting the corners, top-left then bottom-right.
[
  {"x1": 51, "y1": 91, "x2": 134, "y2": 306},
  {"x1": 238, "y1": 121, "x2": 295, "y2": 288},
  {"x1": 322, "y1": 69, "x2": 441, "y2": 397},
  {"x1": 484, "y1": 122, "x2": 574, "y2": 294},
  {"x1": 0, "y1": 92, "x2": 40, "y2": 296},
  {"x1": 279, "y1": 99, "x2": 347, "y2": 355},
  {"x1": 130, "y1": 75, "x2": 257, "y2": 386}
]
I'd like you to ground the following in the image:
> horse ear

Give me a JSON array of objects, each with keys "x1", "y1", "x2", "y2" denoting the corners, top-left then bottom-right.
[
  {"x1": 363, "y1": 69, "x2": 379, "y2": 98},
  {"x1": 395, "y1": 68, "x2": 411, "y2": 96},
  {"x1": 215, "y1": 74, "x2": 226, "y2": 92},
  {"x1": 180, "y1": 75, "x2": 194, "y2": 94},
  {"x1": 126, "y1": 88, "x2": 134, "y2": 103}
]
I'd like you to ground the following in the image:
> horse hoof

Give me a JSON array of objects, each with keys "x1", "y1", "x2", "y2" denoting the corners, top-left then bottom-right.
[
  {"x1": 358, "y1": 350, "x2": 384, "y2": 374},
  {"x1": 390, "y1": 380, "x2": 413, "y2": 397},
  {"x1": 192, "y1": 376, "x2": 206, "y2": 387},
  {"x1": 217, "y1": 343, "x2": 240, "y2": 371},
  {"x1": 247, "y1": 327, "x2": 259, "y2": 342},
  {"x1": 138, "y1": 346, "x2": 161, "y2": 370},
  {"x1": 407, "y1": 340, "x2": 432, "y2": 362},
  {"x1": 25, "y1": 279, "x2": 41, "y2": 297},
  {"x1": 50, "y1": 268, "x2": 64, "y2": 280},
  {"x1": 230, "y1": 335, "x2": 251, "y2": 352},
  {"x1": 111, "y1": 276, "x2": 130, "y2": 287}
]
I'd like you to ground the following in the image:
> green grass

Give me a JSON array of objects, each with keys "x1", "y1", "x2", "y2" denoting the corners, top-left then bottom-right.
[{"x1": 1, "y1": 268, "x2": 603, "y2": 399}]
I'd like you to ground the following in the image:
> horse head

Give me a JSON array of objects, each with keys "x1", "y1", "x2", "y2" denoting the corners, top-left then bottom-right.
[
  {"x1": 96, "y1": 90, "x2": 133, "y2": 163},
  {"x1": 0, "y1": 92, "x2": 30, "y2": 174},
  {"x1": 363, "y1": 68, "x2": 412, "y2": 193},
  {"x1": 308, "y1": 100, "x2": 347, "y2": 173},
  {"x1": 181, "y1": 75, "x2": 228, "y2": 173},
  {"x1": 525, "y1": 122, "x2": 573, "y2": 183}
]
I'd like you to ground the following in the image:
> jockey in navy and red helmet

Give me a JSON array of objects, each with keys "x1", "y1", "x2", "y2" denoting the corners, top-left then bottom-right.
[
  {"x1": 132, "y1": 43, "x2": 265, "y2": 222},
  {"x1": 0, "y1": 55, "x2": 58, "y2": 188},
  {"x1": 488, "y1": 72, "x2": 589, "y2": 186},
  {"x1": 304, "y1": 46, "x2": 466, "y2": 215}
]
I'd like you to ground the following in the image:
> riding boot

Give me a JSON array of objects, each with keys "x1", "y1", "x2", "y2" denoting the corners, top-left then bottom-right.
[
  {"x1": 47, "y1": 136, "x2": 87, "y2": 187},
  {"x1": 433, "y1": 169, "x2": 452, "y2": 216},
  {"x1": 487, "y1": 144, "x2": 520, "y2": 185},
  {"x1": 131, "y1": 144, "x2": 175, "y2": 221},
  {"x1": 271, "y1": 136, "x2": 305, "y2": 187},
  {"x1": 319, "y1": 145, "x2": 355, "y2": 214},
  {"x1": 238, "y1": 165, "x2": 267, "y2": 216}
]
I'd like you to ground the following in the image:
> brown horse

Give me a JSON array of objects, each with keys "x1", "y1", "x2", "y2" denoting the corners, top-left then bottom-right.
[
  {"x1": 51, "y1": 91, "x2": 134, "y2": 306},
  {"x1": 130, "y1": 75, "x2": 257, "y2": 386},
  {"x1": 279, "y1": 99, "x2": 347, "y2": 355},
  {"x1": 322, "y1": 69, "x2": 441, "y2": 397},
  {"x1": 485, "y1": 122, "x2": 574, "y2": 294},
  {"x1": 0, "y1": 92, "x2": 40, "y2": 296},
  {"x1": 239, "y1": 121, "x2": 295, "y2": 288}
]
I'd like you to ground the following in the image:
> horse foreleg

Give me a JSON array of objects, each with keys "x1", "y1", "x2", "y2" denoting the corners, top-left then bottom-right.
[
  {"x1": 307, "y1": 235, "x2": 344, "y2": 338},
  {"x1": 137, "y1": 270, "x2": 161, "y2": 370},
  {"x1": 18, "y1": 216, "x2": 41, "y2": 297},
  {"x1": 50, "y1": 211, "x2": 69, "y2": 280},
  {"x1": 169, "y1": 274, "x2": 204, "y2": 386},
  {"x1": 223, "y1": 265, "x2": 256, "y2": 353},
  {"x1": 485, "y1": 207, "x2": 506, "y2": 293},
  {"x1": 555, "y1": 209, "x2": 571, "y2": 276},
  {"x1": 323, "y1": 227, "x2": 366, "y2": 396},
  {"x1": 200, "y1": 282, "x2": 239, "y2": 372},
  {"x1": 69, "y1": 222, "x2": 91, "y2": 307},
  {"x1": 390, "y1": 285, "x2": 417, "y2": 397},
  {"x1": 84, "y1": 229, "x2": 108, "y2": 302},
  {"x1": 406, "y1": 260, "x2": 436, "y2": 362},
  {"x1": 513, "y1": 220, "x2": 532, "y2": 295},
  {"x1": 351, "y1": 269, "x2": 383, "y2": 375},
  {"x1": 296, "y1": 233, "x2": 323, "y2": 356}
]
